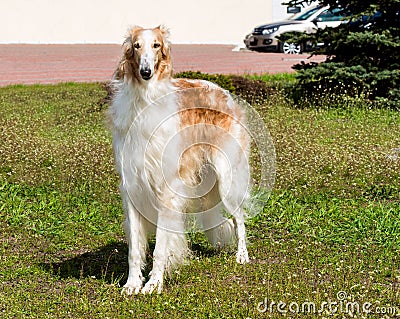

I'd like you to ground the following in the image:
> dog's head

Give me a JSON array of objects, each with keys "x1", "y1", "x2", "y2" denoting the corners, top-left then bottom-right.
[{"x1": 116, "y1": 25, "x2": 172, "y2": 82}]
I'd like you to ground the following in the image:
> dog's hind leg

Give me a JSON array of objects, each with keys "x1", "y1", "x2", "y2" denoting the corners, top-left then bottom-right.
[
  {"x1": 219, "y1": 194, "x2": 249, "y2": 264},
  {"x1": 213, "y1": 147, "x2": 251, "y2": 264}
]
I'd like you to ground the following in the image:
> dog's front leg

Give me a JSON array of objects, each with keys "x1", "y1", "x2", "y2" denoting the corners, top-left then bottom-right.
[
  {"x1": 141, "y1": 201, "x2": 188, "y2": 294},
  {"x1": 121, "y1": 197, "x2": 147, "y2": 296},
  {"x1": 140, "y1": 226, "x2": 169, "y2": 294}
]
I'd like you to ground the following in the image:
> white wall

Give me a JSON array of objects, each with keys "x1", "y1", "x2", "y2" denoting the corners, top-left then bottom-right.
[
  {"x1": 0, "y1": 0, "x2": 289, "y2": 44},
  {"x1": 273, "y1": 0, "x2": 290, "y2": 21},
  {"x1": 273, "y1": 0, "x2": 316, "y2": 21}
]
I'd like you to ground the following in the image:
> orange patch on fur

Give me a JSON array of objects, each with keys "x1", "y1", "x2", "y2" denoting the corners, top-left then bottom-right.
[
  {"x1": 174, "y1": 79, "x2": 242, "y2": 186},
  {"x1": 175, "y1": 79, "x2": 233, "y2": 130}
]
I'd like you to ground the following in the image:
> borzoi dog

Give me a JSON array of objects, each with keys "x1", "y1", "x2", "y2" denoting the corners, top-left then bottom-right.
[{"x1": 108, "y1": 25, "x2": 251, "y2": 295}]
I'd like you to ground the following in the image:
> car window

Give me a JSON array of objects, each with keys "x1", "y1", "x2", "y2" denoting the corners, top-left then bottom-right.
[
  {"x1": 316, "y1": 8, "x2": 346, "y2": 22},
  {"x1": 292, "y1": 6, "x2": 322, "y2": 21}
]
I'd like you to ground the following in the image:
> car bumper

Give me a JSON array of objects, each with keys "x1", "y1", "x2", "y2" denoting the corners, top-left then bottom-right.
[{"x1": 244, "y1": 33, "x2": 279, "y2": 51}]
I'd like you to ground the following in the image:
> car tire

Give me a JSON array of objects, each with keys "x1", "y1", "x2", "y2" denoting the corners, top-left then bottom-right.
[{"x1": 279, "y1": 41, "x2": 303, "y2": 54}]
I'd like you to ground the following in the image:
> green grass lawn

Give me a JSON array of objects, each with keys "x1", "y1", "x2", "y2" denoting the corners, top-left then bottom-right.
[{"x1": 0, "y1": 83, "x2": 399, "y2": 318}]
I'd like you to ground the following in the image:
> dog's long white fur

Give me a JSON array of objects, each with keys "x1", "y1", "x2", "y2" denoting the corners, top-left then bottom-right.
[{"x1": 108, "y1": 25, "x2": 251, "y2": 295}]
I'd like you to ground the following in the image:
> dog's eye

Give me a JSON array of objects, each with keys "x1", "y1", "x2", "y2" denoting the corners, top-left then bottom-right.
[
  {"x1": 153, "y1": 43, "x2": 161, "y2": 49},
  {"x1": 133, "y1": 43, "x2": 141, "y2": 49}
]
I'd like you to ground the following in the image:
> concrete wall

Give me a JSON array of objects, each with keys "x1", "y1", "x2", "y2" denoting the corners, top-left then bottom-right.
[{"x1": 0, "y1": 0, "x2": 293, "y2": 44}]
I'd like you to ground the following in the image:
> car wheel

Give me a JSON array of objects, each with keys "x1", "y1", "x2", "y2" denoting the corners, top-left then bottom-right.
[{"x1": 280, "y1": 42, "x2": 302, "y2": 54}]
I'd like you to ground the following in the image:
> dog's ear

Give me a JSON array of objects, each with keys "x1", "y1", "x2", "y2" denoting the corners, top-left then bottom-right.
[
  {"x1": 157, "y1": 25, "x2": 171, "y2": 59},
  {"x1": 123, "y1": 26, "x2": 143, "y2": 58},
  {"x1": 157, "y1": 25, "x2": 170, "y2": 40},
  {"x1": 113, "y1": 36, "x2": 132, "y2": 80},
  {"x1": 122, "y1": 36, "x2": 133, "y2": 58}
]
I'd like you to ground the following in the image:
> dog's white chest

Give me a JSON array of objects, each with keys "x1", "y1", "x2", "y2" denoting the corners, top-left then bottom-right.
[{"x1": 114, "y1": 87, "x2": 181, "y2": 194}]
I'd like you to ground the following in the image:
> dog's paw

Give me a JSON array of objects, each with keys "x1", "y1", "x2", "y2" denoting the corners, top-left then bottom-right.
[
  {"x1": 236, "y1": 248, "x2": 249, "y2": 264},
  {"x1": 141, "y1": 276, "x2": 163, "y2": 294},
  {"x1": 121, "y1": 278, "x2": 143, "y2": 296}
]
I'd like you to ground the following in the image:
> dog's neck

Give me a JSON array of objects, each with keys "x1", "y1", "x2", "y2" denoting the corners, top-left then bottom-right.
[{"x1": 124, "y1": 76, "x2": 174, "y2": 107}]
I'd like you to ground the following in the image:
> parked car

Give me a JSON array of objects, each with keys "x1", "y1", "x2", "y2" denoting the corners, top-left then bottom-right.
[
  {"x1": 244, "y1": 5, "x2": 346, "y2": 54},
  {"x1": 349, "y1": 10, "x2": 400, "y2": 30}
]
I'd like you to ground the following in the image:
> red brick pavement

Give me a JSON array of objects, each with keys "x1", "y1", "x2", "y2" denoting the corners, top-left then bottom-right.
[{"x1": 0, "y1": 44, "x2": 325, "y2": 86}]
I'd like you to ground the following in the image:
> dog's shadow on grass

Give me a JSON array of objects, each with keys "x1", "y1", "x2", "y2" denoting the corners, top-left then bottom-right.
[
  {"x1": 41, "y1": 241, "x2": 130, "y2": 285},
  {"x1": 41, "y1": 240, "x2": 217, "y2": 286}
]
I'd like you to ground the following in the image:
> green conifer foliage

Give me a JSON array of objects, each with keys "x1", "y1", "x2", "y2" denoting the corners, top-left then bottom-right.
[{"x1": 283, "y1": 0, "x2": 400, "y2": 108}]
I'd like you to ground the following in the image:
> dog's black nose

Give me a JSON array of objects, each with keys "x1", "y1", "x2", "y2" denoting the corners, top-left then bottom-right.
[{"x1": 140, "y1": 68, "x2": 152, "y2": 80}]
